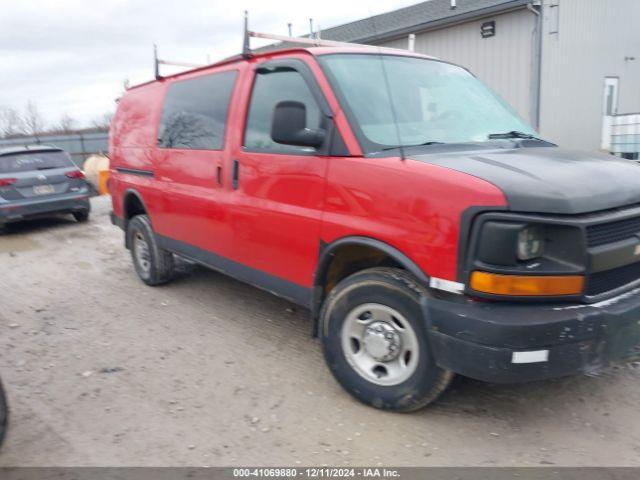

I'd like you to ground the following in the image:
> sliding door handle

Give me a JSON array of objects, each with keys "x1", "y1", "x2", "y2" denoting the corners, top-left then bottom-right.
[
  {"x1": 216, "y1": 166, "x2": 222, "y2": 186},
  {"x1": 232, "y1": 159, "x2": 239, "y2": 189}
]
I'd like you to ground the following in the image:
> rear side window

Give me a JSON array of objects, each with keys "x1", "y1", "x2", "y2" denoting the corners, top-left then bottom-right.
[
  {"x1": 0, "y1": 151, "x2": 73, "y2": 173},
  {"x1": 158, "y1": 70, "x2": 237, "y2": 150},
  {"x1": 244, "y1": 69, "x2": 321, "y2": 153}
]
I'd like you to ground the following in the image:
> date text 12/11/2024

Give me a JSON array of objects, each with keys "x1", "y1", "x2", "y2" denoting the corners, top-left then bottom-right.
[{"x1": 232, "y1": 468, "x2": 400, "y2": 478}]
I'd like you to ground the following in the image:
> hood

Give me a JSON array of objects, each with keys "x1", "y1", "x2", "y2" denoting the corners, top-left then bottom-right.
[{"x1": 410, "y1": 147, "x2": 640, "y2": 214}]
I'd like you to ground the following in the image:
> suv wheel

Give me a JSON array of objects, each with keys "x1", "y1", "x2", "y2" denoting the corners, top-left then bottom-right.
[
  {"x1": 320, "y1": 267, "x2": 453, "y2": 412},
  {"x1": 73, "y1": 211, "x2": 90, "y2": 223},
  {"x1": 127, "y1": 214, "x2": 174, "y2": 286}
]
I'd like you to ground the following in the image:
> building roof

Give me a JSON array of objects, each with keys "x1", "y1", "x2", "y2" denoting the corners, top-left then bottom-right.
[{"x1": 307, "y1": 0, "x2": 529, "y2": 44}]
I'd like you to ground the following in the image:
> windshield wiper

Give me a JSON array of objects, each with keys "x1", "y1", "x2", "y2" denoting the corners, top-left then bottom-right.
[
  {"x1": 488, "y1": 131, "x2": 542, "y2": 140},
  {"x1": 380, "y1": 141, "x2": 445, "y2": 152},
  {"x1": 413, "y1": 141, "x2": 446, "y2": 147}
]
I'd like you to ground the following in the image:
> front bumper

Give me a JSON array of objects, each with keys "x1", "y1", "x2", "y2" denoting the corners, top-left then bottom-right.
[
  {"x1": 0, "y1": 193, "x2": 90, "y2": 224},
  {"x1": 425, "y1": 289, "x2": 640, "y2": 383}
]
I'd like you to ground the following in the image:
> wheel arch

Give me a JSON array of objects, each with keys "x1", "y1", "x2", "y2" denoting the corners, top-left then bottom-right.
[
  {"x1": 311, "y1": 236, "x2": 430, "y2": 334},
  {"x1": 122, "y1": 189, "x2": 150, "y2": 248}
]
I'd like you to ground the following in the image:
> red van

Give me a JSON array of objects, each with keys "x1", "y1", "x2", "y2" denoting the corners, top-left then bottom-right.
[{"x1": 110, "y1": 46, "x2": 640, "y2": 411}]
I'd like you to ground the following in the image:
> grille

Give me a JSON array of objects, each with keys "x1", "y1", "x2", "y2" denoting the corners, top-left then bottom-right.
[
  {"x1": 585, "y1": 261, "x2": 640, "y2": 296},
  {"x1": 586, "y1": 216, "x2": 640, "y2": 247}
]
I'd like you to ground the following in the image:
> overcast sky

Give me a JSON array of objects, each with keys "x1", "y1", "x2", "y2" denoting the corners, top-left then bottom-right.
[{"x1": 0, "y1": 0, "x2": 418, "y2": 129}]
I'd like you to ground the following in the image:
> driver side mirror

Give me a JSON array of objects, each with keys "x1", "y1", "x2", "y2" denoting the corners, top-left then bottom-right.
[{"x1": 271, "y1": 101, "x2": 325, "y2": 149}]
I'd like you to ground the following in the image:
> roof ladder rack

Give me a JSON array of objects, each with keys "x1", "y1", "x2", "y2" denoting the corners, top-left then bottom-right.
[
  {"x1": 154, "y1": 44, "x2": 205, "y2": 80},
  {"x1": 241, "y1": 10, "x2": 369, "y2": 57}
]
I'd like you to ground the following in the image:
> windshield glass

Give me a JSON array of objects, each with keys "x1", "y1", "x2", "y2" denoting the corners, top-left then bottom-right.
[
  {"x1": 318, "y1": 54, "x2": 537, "y2": 153},
  {"x1": 0, "y1": 151, "x2": 73, "y2": 174}
]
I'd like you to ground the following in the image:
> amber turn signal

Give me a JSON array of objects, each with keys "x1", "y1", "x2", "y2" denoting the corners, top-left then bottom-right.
[{"x1": 470, "y1": 271, "x2": 584, "y2": 296}]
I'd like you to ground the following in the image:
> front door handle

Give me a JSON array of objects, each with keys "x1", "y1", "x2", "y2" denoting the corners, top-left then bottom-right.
[{"x1": 232, "y1": 159, "x2": 239, "y2": 189}]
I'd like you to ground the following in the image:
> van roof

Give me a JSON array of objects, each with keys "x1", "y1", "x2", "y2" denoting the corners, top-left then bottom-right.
[{"x1": 128, "y1": 45, "x2": 436, "y2": 91}]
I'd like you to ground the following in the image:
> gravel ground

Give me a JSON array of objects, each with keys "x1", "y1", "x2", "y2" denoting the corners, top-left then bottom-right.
[{"x1": 0, "y1": 195, "x2": 639, "y2": 467}]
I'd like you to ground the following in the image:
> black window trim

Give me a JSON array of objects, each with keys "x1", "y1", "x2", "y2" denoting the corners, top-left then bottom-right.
[
  {"x1": 157, "y1": 69, "x2": 239, "y2": 152},
  {"x1": 241, "y1": 58, "x2": 344, "y2": 157}
]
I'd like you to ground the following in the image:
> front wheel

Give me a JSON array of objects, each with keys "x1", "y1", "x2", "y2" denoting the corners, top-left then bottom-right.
[
  {"x1": 126, "y1": 214, "x2": 175, "y2": 286},
  {"x1": 320, "y1": 268, "x2": 453, "y2": 412}
]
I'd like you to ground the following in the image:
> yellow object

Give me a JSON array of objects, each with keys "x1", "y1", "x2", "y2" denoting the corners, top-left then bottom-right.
[
  {"x1": 98, "y1": 169, "x2": 110, "y2": 195},
  {"x1": 470, "y1": 271, "x2": 584, "y2": 296}
]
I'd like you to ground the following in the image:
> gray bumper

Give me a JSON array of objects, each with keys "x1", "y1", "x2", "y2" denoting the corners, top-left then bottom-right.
[{"x1": 0, "y1": 193, "x2": 90, "y2": 224}]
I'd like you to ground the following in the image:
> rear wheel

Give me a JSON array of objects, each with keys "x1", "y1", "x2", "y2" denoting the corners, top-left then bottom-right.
[
  {"x1": 73, "y1": 211, "x2": 90, "y2": 223},
  {"x1": 126, "y1": 214, "x2": 174, "y2": 286},
  {"x1": 320, "y1": 267, "x2": 453, "y2": 412}
]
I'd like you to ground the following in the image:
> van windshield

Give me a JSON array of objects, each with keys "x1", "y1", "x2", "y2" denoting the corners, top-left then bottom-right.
[
  {"x1": 0, "y1": 151, "x2": 73, "y2": 174},
  {"x1": 318, "y1": 54, "x2": 537, "y2": 153}
]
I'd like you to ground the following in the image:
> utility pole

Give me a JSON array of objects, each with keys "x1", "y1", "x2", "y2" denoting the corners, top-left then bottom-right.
[{"x1": 287, "y1": 23, "x2": 292, "y2": 36}]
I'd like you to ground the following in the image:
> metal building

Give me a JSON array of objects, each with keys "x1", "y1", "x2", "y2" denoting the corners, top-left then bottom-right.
[{"x1": 315, "y1": 0, "x2": 640, "y2": 153}]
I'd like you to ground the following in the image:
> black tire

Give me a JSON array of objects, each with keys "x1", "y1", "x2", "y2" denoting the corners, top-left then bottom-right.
[
  {"x1": 126, "y1": 214, "x2": 174, "y2": 286},
  {"x1": 320, "y1": 267, "x2": 453, "y2": 412},
  {"x1": 73, "y1": 210, "x2": 90, "y2": 223},
  {"x1": 0, "y1": 379, "x2": 7, "y2": 449}
]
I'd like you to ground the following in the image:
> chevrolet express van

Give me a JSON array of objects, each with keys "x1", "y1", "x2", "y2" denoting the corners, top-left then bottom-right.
[{"x1": 110, "y1": 46, "x2": 640, "y2": 411}]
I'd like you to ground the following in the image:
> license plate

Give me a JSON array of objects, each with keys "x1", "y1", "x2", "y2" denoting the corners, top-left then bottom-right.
[{"x1": 33, "y1": 184, "x2": 54, "y2": 195}]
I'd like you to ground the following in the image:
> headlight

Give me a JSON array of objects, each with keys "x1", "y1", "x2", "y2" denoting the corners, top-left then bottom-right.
[
  {"x1": 517, "y1": 225, "x2": 545, "y2": 261},
  {"x1": 476, "y1": 221, "x2": 556, "y2": 266},
  {"x1": 472, "y1": 218, "x2": 585, "y2": 297}
]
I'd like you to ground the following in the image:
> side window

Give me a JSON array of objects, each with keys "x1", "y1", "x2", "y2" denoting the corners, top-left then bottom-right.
[
  {"x1": 158, "y1": 70, "x2": 237, "y2": 150},
  {"x1": 244, "y1": 69, "x2": 321, "y2": 152}
]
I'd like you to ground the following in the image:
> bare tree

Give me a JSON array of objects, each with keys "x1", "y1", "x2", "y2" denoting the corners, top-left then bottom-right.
[
  {"x1": 91, "y1": 111, "x2": 114, "y2": 130},
  {"x1": 22, "y1": 101, "x2": 46, "y2": 139},
  {"x1": 56, "y1": 113, "x2": 76, "y2": 134},
  {"x1": 0, "y1": 106, "x2": 24, "y2": 138}
]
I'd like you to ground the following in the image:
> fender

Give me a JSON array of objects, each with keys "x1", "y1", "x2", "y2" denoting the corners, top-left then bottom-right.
[
  {"x1": 122, "y1": 189, "x2": 150, "y2": 248},
  {"x1": 311, "y1": 236, "x2": 431, "y2": 334}
]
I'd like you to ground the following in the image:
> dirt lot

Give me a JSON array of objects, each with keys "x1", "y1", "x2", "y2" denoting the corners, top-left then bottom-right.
[{"x1": 0, "y1": 196, "x2": 639, "y2": 467}]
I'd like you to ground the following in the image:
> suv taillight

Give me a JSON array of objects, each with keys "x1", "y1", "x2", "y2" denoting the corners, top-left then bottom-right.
[
  {"x1": 66, "y1": 170, "x2": 85, "y2": 179},
  {"x1": 0, "y1": 178, "x2": 17, "y2": 187}
]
